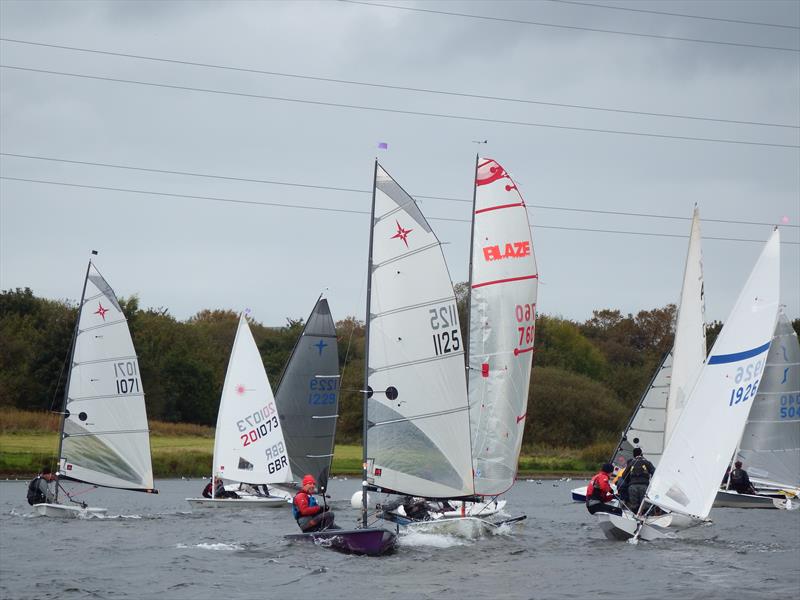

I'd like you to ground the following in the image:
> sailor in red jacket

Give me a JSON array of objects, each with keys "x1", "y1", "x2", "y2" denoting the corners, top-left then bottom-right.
[
  {"x1": 585, "y1": 463, "x2": 622, "y2": 516},
  {"x1": 292, "y1": 474, "x2": 336, "y2": 532}
]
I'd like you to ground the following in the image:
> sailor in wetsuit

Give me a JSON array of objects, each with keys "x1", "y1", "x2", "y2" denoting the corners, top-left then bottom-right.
[
  {"x1": 726, "y1": 460, "x2": 757, "y2": 495},
  {"x1": 585, "y1": 463, "x2": 622, "y2": 516},
  {"x1": 293, "y1": 474, "x2": 336, "y2": 532}
]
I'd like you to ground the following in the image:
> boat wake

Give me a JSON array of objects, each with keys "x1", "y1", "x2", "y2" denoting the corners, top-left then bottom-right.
[
  {"x1": 398, "y1": 530, "x2": 469, "y2": 548},
  {"x1": 176, "y1": 542, "x2": 244, "y2": 551}
]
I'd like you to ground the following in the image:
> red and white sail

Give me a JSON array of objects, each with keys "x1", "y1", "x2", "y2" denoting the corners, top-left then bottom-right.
[{"x1": 468, "y1": 158, "x2": 538, "y2": 495}]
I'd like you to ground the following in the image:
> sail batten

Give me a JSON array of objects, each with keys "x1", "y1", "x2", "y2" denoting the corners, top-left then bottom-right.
[
  {"x1": 468, "y1": 158, "x2": 538, "y2": 496},
  {"x1": 59, "y1": 263, "x2": 155, "y2": 492}
]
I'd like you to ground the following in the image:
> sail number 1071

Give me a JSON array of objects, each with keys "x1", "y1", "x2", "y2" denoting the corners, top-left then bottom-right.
[
  {"x1": 430, "y1": 303, "x2": 461, "y2": 356},
  {"x1": 113, "y1": 361, "x2": 141, "y2": 394}
]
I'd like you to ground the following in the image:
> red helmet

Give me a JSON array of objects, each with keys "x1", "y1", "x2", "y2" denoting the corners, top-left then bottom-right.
[{"x1": 302, "y1": 474, "x2": 316, "y2": 487}]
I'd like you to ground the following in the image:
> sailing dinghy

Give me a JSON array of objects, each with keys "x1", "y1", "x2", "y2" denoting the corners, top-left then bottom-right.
[
  {"x1": 186, "y1": 312, "x2": 291, "y2": 508},
  {"x1": 573, "y1": 207, "x2": 706, "y2": 504},
  {"x1": 34, "y1": 255, "x2": 157, "y2": 517},
  {"x1": 597, "y1": 228, "x2": 781, "y2": 540},
  {"x1": 714, "y1": 311, "x2": 799, "y2": 509}
]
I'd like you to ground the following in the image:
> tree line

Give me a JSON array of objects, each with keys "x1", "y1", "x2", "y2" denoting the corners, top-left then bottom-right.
[{"x1": 2, "y1": 287, "x2": 797, "y2": 449}]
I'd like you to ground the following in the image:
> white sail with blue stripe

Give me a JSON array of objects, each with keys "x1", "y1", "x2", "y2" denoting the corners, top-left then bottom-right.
[{"x1": 646, "y1": 229, "x2": 781, "y2": 520}]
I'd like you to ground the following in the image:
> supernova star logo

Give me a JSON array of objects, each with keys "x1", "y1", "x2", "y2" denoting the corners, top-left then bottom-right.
[
  {"x1": 94, "y1": 303, "x2": 109, "y2": 320},
  {"x1": 391, "y1": 220, "x2": 413, "y2": 248}
]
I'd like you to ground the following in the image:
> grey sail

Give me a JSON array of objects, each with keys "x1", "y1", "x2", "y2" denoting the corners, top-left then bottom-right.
[
  {"x1": 611, "y1": 351, "x2": 672, "y2": 471},
  {"x1": 736, "y1": 312, "x2": 800, "y2": 491},
  {"x1": 275, "y1": 297, "x2": 340, "y2": 492}
]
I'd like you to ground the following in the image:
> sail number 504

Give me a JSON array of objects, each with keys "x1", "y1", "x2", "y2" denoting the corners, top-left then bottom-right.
[
  {"x1": 728, "y1": 359, "x2": 764, "y2": 407},
  {"x1": 113, "y1": 361, "x2": 141, "y2": 394},
  {"x1": 430, "y1": 303, "x2": 461, "y2": 356}
]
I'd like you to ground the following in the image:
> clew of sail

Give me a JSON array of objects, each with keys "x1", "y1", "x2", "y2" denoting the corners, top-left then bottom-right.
[
  {"x1": 664, "y1": 207, "x2": 707, "y2": 444},
  {"x1": 274, "y1": 297, "x2": 339, "y2": 492},
  {"x1": 611, "y1": 351, "x2": 672, "y2": 471},
  {"x1": 365, "y1": 164, "x2": 474, "y2": 499},
  {"x1": 736, "y1": 311, "x2": 799, "y2": 491},
  {"x1": 646, "y1": 229, "x2": 781, "y2": 520},
  {"x1": 213, "y1": 314, "x2": 291, "y2": 485},
  {"x1": 468, "y1": 157, "x2": 538, "y2": 495},
  {"x1": 59, "y1": 264, "x2": 155, "y2": 491}
]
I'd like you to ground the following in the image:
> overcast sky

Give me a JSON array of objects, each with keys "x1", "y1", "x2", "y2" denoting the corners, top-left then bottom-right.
[{"x1": 1, "y1": 0, "x2": 798, "y2": 327}]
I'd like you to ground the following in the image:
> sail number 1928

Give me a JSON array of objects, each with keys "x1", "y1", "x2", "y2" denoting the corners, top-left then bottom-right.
[
  {"x1": 430, "y1": 303, "x2": 461, "y2": 356},
  {"x1": 113, "y1": 361, "x2": 141, "y2": 394}
]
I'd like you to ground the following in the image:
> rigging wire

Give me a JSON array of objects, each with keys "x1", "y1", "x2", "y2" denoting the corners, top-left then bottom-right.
[
  {"x1": 1, "y1": 151, "x2": 797, "y2": 229},
  {"x1": 2, "y1": 65, "x2": 797, "y2": 150},
  {"x1": 338, "y1": 0, "x2": 800, "y2": 53},
  {"x1": 546, "y1": 0, "x2": 800, "y2": 30},
  {"x1": 1, "y1": 38, "x2": 795, "y2": 129},
  {"x1": 2, "y1": 175, "x2": 797, "y2": 245}
]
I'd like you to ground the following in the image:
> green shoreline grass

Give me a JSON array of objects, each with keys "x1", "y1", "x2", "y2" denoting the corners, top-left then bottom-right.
[{"x1": 0, "y1": 432, "x2": 594, "y2": 479}]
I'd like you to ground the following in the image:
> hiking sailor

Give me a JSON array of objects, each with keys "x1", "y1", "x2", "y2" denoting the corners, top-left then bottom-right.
[
  {"x1": 585, "y1": 463, "x2": 622, "y2": 516},
  {"x1": 292, "y1": 474, "x2": 335, "y2": 532},
  {"x1": 27, "y1": 466, "x2": 56, "y2": 506},
  {"x1": 725, "y1": 460, "x2": 756, "y2": 495},
  {"x1": 618, "y1": 447, "x2": 655, "y2": 513},
  {"x1": 201, "y1": 476, "x2": 239, "y2": 499}
]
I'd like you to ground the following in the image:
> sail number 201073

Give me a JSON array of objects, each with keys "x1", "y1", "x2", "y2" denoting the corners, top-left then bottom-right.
[
  {"x1": 728, "y1": 359, "x2": 764, "y2": 407},
  {"x1": 113, "y1": 361, "x2": 141, "y2": 394},
  {"x1": 430, "y1": 303, "x2": 461, "y2": 356}
]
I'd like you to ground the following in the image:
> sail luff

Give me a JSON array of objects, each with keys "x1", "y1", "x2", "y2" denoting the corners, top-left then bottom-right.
[
  {"x1": 55, "y1": 256, "x2": 94, "y2": 503},
  {"x1": 646, "y1": 229, "x2": 781, "y2": 520},
  {"x1": 362, "y1": 158, "x2": 378, "y2": 528}
]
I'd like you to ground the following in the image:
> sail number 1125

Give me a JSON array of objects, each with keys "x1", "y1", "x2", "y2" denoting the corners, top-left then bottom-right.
[{"x1": 430, "y1": 303, "x2": 461, "y2": 356}]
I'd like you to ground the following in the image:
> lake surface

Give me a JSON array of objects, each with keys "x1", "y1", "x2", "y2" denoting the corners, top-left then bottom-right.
[{"x1": 1, "y1": 478, "x2": 797, "y2": 600}]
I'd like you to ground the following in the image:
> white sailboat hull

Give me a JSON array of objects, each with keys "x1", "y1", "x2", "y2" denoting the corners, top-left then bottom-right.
[
  {"x1": 32, "y1": 503, "x2": 108, "y2": 518},
  {"x1": 713, "y1": 489, "x2": 794, "y2": 510},
  {"x1": 185, "y1": 496, "x2": 289, "y2": 509},
  {"x1": 595, "y1": 512, "x2": 672, "y2": 541}
]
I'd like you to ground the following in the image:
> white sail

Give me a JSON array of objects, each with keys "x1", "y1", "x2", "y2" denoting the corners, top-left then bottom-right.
[
  {"x1": 212, "y1": 313, "x2": 291, "y2": 485},
  {"x1": 736, "y1": 311, "x2": 800, "y2": 490},
  {"x1": 365, "y1": 164, "x2": 474, "y2": 499},
  {"x1": 468, "y1": 157, "x2": 538, "y2": 495},
  {"x1": 611, "y1": 351, "x2": 672, "y2": 470},
  {"x1": 59, "y1": 263, "x2": 154, "y2": 491},
  {"x1": 646, "y1": 229, "x2": 781, "y2": 519},
  {"x1": 664, "y1": 207, "x2": 706, "y2": 443}
]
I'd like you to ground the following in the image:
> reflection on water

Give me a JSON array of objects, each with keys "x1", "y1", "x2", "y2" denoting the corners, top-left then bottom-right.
[{"x1": 1, "y1": 478, "x2": 798, "y2": 599}]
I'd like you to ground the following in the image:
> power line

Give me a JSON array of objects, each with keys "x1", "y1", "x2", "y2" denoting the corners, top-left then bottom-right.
[
  {"x1": 547, "y1": 0, "x2": 800, "y2": 30},
  {"x1": 3, "y1": 65, "x2": 798, "y2": 150},
  {"x1": 2, "y1": 151, "x2": 797, "y2": 229},
  {"x1": 1, "y1": 37, "x2": 795, "y2": 130},
  {"x1": 339, "y1": 0, "x2": 800, "y2": 53},
  {"x1": 2, "y1": 175, "x2": 796, "y2": 246}
]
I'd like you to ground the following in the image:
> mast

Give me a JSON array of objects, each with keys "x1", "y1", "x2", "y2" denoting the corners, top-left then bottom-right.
[
  {"x1": 55, "y1": 250, "x2": 96, "y2": 503},
  {"x1": 361, "y1": 159, "x2": 378, "y2": 528},
  {"x1": 465, "y1": 153, "x2": 479, "y2": 389}
]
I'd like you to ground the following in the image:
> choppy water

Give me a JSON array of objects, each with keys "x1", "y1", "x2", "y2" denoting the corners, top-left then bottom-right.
[{"x1": 1, "y1": 478, "x2": 797, "y2": 599}]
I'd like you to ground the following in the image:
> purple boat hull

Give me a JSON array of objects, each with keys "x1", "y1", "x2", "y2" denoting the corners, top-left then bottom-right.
[{"x1": 285, "y1": 527, "x2": 397, "y2": 556}]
